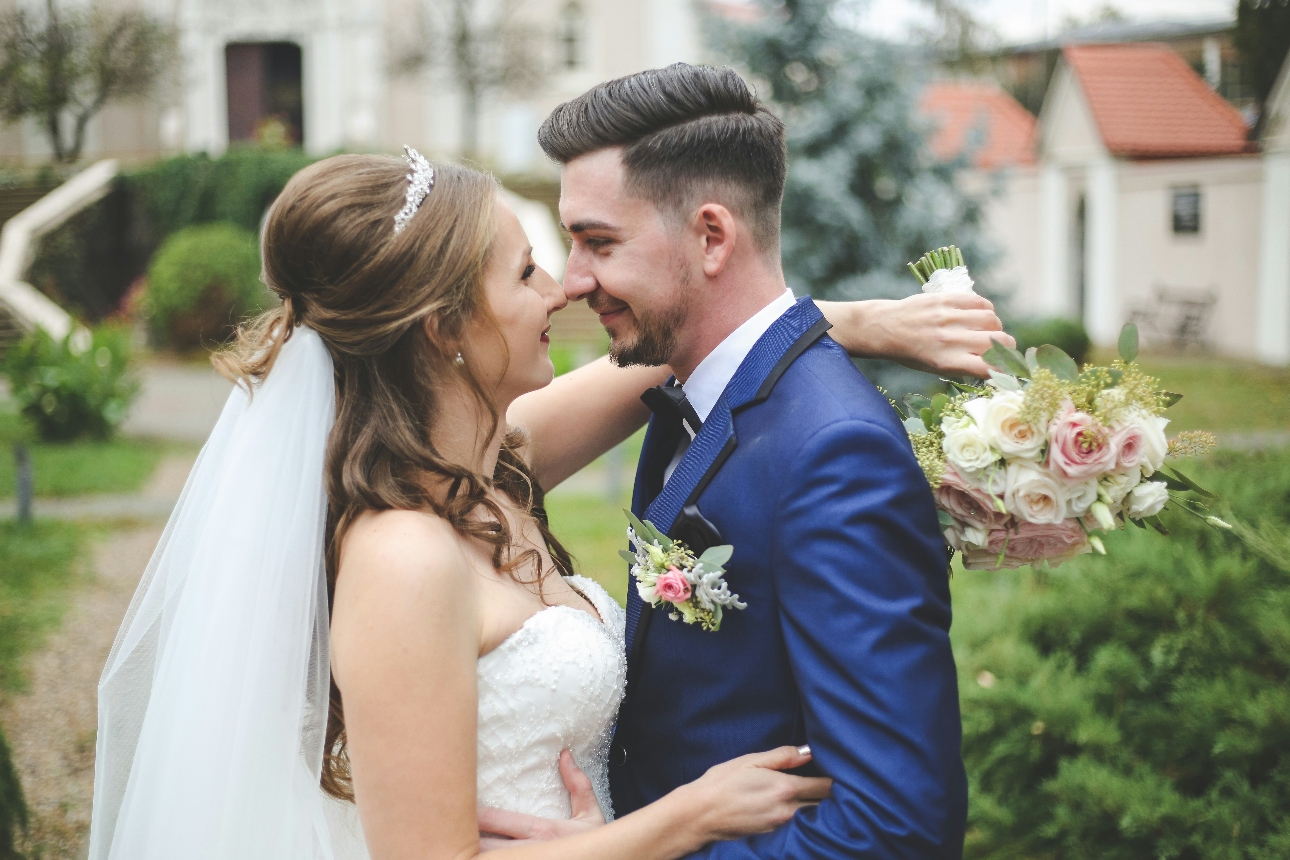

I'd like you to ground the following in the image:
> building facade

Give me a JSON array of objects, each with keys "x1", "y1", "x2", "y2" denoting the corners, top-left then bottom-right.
[{"x1": 0, "y1": 0, "x2": 706, "y2": 172}]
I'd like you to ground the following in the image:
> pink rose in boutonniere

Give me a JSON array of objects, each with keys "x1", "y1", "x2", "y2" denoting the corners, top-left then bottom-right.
[
  {"x1": 619, "y1": 511, "x2": 746, "y2": 632},
  {"x1": 656, "y1": 567, "x2": 692, "y2": 603}
]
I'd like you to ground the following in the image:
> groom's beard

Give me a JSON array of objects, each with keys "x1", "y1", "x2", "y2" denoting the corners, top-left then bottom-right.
[{"x1": 596, "y1": 257, "x2": 692, "y2": 368}]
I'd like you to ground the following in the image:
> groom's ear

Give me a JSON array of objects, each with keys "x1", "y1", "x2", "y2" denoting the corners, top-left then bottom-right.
[{"x1": 693, "y1": 203, "x2": 738, "y2": 278}]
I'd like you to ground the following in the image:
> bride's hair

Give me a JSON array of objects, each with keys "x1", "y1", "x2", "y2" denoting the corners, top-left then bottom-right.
[{"x1": 215, "y1": 153, "x2": 576, "y2": 801}]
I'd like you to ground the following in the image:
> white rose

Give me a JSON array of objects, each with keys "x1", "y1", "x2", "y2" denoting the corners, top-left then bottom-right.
[
  {"x1": 1004, "y1": 461, "x2": 1069, "y2": 525},
  {"x1": 981, "y1": 391, "x2": 1045, "y2": 460},
  {"x1": 1099, "y1": 470, "x2": 1141, "y2": 508},
  {"x1": 1136, "y1": 413, "x2": 1169, "y2": 475},
  {"x1": 1125, "y1": 481, "x2": 1169, "y2": 519},
  {"x1": 941, "y1": 414, "x2": 1000, "y2": 475},
  {"x1": 922, "y1": 265, "x2": 976, "y2": 294},
  {"x1": 1064, "y1": 477, "x2": 1099, "y2": 517}
]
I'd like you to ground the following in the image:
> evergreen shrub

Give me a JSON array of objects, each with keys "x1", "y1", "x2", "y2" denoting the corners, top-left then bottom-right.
[
  {"x1": 143, "y1": 223, "x2": 268, "y2": 350},
  {"x1": 1013, "y1": 317, "x2": 1092, "y2": 367},
  {"x1": 2, "y1": 324, "x2": 139, "y2": 441},
  {"x1": 955, "y1": 447, "x2": 1290, "y2": 859}
]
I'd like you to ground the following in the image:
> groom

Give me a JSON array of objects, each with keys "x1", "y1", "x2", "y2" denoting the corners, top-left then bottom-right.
[{"x1": 520, "y1": 63, "x2": 966, "y2": 857}]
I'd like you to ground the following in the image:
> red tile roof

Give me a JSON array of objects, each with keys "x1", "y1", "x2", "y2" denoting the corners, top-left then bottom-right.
[
  {"x1": 919, "y1": 81, "x2": 1037, "y2": 169},
  {"x1": 1063, "y1": 43, "x2": 1251, "y2": 159}
]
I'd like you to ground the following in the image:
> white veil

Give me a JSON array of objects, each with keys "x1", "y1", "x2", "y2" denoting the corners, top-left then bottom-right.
[{"x1": 89, "y1": 327, "x2": 359, "y2": 859}]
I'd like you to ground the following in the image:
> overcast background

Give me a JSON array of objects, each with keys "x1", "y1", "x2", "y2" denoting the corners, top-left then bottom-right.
[{"x1": 851, "y1": 0, "x2": 1236, "y2": 44}]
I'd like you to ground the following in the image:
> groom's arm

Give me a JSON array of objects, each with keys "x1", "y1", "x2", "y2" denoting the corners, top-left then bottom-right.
[{"x1": 690, "y1": 418, "x2": 967, "y2": 860}]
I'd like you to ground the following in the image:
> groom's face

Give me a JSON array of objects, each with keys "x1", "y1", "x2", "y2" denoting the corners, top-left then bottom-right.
[{"x1": 558, "y1": 148, "x2": 693, "y2": 367}]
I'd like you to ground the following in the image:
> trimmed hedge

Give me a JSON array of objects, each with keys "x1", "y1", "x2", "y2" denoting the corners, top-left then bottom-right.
[{"x1": 955, "y1": 447, "x2": 1290, "y2": 859}]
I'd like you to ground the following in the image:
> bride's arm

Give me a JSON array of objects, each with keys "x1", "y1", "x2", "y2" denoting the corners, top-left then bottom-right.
[
  {"x1": 510, "y1": 292, "x2": 1015, "y2": 492},
  {"x1": 330, "y1": 511, "x2": 828, "y2": 860}
]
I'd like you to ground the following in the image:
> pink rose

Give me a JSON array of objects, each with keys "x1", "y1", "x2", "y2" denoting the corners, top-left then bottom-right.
[
  {"x1": 655, "y1": 567, "x2": 692, "y2": 604},
  {"x1": 1047, "y1": 404, "x2": 1118, "y2": 480},
  {"x1": 962, "y1": 519, "x2": 1091, "y2": 570},
  {"x1": 1111, "y1": 422, "x2": 1146, "y2": 471},
  {"x1": 936, "y1": 466, "x2": 1011, "y2": 530}
]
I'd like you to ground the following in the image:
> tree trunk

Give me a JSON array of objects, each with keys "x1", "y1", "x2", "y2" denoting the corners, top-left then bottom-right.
[{"x1": 43, "y1": 107, "x2": 66, "y2": 163}]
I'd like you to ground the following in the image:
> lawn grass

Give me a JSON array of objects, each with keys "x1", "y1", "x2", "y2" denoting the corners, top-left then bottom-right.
[
  {"x1": 545, "y1": 490, "x2": 632, "y2": 607},
  {"x1": 0, "y1": 406, "x2": 163, "y2": 499},
  {"x1": 1104, "y1": 351, "x2": 1290, "y2": 434},
  {"x1": 0, "y1": 520, "x2": 84, "y2": 693}
]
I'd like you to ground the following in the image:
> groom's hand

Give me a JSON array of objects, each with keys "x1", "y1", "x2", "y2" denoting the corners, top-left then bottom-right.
[
  {"x1": 821, "y1": 293, "x2": 1016, "y2": 378},
  {"x1": 478, "y1": 750, "x2": 604, "y2": 850}
]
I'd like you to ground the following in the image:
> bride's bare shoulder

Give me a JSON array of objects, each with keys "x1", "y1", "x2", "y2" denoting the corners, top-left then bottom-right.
[{"x1": 333, "y1": 510, "x2": 475, "y2": 625}]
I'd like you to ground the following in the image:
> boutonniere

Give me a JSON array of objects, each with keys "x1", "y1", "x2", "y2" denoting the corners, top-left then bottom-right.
[{"x1": 620, "y1": 511, "x2": 747, "y2": 632}]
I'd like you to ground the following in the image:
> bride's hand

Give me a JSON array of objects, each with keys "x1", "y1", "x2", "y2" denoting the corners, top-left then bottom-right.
[
  {"x1": 819, "y1": 292, "x2": 1016, "y2": 378},
  {"x1": 478, "y1": 750, "x2": 604, "y2": 850},
  {"x1": 670, "y1": 745, "x2": 833, "y2": 843}
]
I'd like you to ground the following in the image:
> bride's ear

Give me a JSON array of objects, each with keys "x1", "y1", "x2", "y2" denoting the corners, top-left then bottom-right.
[{"x1": 421, "y1": 314, "x2": 462, "y2": 365}]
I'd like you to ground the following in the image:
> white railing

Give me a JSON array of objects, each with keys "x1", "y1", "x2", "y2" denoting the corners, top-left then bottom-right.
[{"x1": 0, "y1": 159, "x2": 118, "y2": 340}]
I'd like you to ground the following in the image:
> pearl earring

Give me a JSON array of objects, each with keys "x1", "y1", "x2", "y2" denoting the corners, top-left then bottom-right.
[{"x1": 454, "y1": 352, "x2": 465, "y2": 366}]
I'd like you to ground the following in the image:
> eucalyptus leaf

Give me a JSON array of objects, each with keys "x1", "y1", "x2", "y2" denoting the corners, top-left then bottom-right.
[
  {"x1": 1159, "y1": 391, "x2": 1184, "y2": 408},
  {"x1": 1145, "y1": 514, "x2": 1170, "y2": 536},
  {"x1": 618, "y1": 549, "x2": 638, "y2": 563},
  {"x1": 700, "y1": 545, "x2": 734, "y2": 567},
  {"x1": 983, "y1": 339, "x2": 1030, "y2": 379},
  {"x1": 938, "y1": 510, "x2": 956, "y2": 528},
  {"x1": 920, "y1": 407, "x2": 935, "y2": 431},
  {"x1": 903, "y1": 416, "x2": 926, "y2": 435},
  {"x1": 1128, "y1": 517, "x2": 1146, "y2": 529},
  {"x1": 1118, "y1": 323, "x2": 1139, "y2": 363},
  {"x1": 1035, "y1": 344, "x2": 1080, "y2": 381},
  {"x1": 988, "y1": 370, "x2": 1022, "y2": 391},
  {"x1": 1161, "y1": 466, "x2": 1217, "y2": 500},
  {"x1": 1024, "y1": 347, "x2": 1039, "y2": 374}
]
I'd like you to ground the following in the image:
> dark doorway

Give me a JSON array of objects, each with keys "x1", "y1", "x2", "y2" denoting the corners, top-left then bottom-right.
[
  {"x1": 1074, "y1": 194, "x2": 1087, "y2": 321},
  {"x1": 226, "y1": 42, "x2": 304, "y2": 147}
]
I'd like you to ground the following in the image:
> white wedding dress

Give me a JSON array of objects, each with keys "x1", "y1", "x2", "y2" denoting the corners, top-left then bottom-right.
[
  {"x1": 326, "y1": 574, "x2": 628, "y2": 856},
  {"x1": 477, "y1": 575, "x2": 627, "y2": 820}
]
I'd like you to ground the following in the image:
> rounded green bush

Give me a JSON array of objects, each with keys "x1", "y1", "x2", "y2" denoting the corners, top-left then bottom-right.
[
  {"x1": 1013, "y1": 317, "x2": 1093, "y2": 367},
  {"x1": 144, "y1": 223, "x2": 267, "y2": 350}
]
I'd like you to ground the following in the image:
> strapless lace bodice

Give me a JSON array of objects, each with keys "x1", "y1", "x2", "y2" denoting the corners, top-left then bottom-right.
[{"x1": 476, "y1": 575, "x2": 627, "y2": 821}]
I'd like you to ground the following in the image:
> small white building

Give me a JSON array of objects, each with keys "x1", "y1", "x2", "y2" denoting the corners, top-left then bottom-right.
[{"x1": 932, "y1": 43, "x2": 1283, "y2": 364}]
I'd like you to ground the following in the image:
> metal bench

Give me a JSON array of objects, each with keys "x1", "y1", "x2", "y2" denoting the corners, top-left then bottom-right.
[{"x1": 1128, "y1": 284, "x2": 1218, "y2": 350}]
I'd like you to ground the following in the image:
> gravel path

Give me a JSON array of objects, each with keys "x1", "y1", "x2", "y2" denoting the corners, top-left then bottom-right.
[{"x1": 5, "y1": 526, "x2": 159, "y2": 859}]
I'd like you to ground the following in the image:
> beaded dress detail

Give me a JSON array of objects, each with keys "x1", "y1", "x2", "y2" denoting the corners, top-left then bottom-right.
[{"x1": 476, "y1": 575, "x2": 627, "y2": 821}]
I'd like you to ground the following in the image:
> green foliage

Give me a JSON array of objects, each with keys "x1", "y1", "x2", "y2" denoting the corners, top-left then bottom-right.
[
  {"x1": 123, "y1": 148, "x2": 318, "y2": 238},
  {"x1": 0, "y1": 727, "x2": 25, "y2": 859},
  {"x1": 144, "y1": 223, "x2": 268, "y2": 349},
  {"x1": 1013, "y1": 317, "x2": 1092, "y2": 367},
  {"x1": 954, "y1": 448, "x2": 1290, "y2": 858},
  {"x1": 2, "y1": 324, "x2": 139, "y2": 442},
  {"x1": 1236, "y1": 0, "x2": 1290, "y2": 108}
]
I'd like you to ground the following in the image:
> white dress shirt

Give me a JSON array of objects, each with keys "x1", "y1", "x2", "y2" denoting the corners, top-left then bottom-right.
[{"x1": 662, "y1": 288, "x2": 797, "y2": 484}]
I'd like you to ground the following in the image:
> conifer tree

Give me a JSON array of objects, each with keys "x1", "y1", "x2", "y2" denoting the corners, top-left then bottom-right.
[{"x1": 710, "y1": 0, "x2": 992, "y2": 304}]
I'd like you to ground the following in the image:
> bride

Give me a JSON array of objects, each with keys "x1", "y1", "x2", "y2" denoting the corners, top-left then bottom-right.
[{"x1": 89, "y1": 151, "x2": 1010, "y2": 859}]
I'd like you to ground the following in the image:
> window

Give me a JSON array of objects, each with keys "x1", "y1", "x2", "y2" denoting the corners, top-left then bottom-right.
[
  {"x1": 1172, "y1": 186, "x2": 1201, "y2": 235},
  {"x1": 558, "y1": 2, "x2": 585, "y2": 71}
]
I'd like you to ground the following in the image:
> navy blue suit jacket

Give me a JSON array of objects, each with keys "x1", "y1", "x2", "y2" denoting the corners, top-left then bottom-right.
[{"x1": 609, "y1": 298, "x2": 967, "y2": 859}]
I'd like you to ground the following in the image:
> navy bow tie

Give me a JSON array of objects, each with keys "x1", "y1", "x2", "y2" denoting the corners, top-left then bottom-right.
[{"x1": 641, "y1": 384, "x2": 704, "y2": 438}]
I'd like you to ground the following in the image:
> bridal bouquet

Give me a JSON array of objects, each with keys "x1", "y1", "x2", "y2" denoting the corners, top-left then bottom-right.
[
  {"x1": 901, "y1": 247, "x2": 1225, "y2": 571},
  {"x1": 621, "y1": 512, "x2": 746, "y2": 631}
]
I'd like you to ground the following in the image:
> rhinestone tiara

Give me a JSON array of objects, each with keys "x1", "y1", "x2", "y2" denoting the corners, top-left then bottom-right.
[{"x1": 393, "y1": 145, "x2": 435, "y2": 235}]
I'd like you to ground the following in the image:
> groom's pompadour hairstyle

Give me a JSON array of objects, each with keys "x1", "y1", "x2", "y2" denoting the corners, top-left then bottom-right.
[{"x1": 538, "y1": 63, "x2": 787, "y2": 253}]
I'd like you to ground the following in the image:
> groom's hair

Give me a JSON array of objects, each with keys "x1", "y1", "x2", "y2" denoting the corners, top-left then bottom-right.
[{"x1": 538, "y1": 63, "x2": 786, "y2": 254}]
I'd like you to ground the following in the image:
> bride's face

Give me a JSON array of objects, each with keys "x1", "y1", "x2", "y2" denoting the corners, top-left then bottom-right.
[{"x1": 462, "y1": 197, "x2": 567, "y2": 405}]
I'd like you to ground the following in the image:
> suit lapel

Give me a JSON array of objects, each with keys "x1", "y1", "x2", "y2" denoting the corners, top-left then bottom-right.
[{"x1": 623, "y1": 298, "x2": 833, "y2": 683}]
